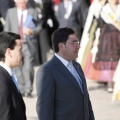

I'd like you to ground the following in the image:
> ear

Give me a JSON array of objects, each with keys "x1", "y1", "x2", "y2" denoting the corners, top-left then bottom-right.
[
  {"x1": 58, "y1": 43, "x2": 65, "y2": 50},
  {"x1": 6, "y1": 48, "x2": 12, "y2": 57}
]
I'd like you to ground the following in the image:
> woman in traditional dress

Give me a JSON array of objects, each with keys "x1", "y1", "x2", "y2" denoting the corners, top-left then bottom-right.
[
  {"x1": 78, "y1": 0, "x2": 107, "y2": 69},
  {"x1": 84, "y1": 0, "x2": 120, "y2": 92}
]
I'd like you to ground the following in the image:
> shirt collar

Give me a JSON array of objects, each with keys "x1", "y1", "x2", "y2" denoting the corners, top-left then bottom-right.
[
  {"x1": 18, "y1": 8, "x2": 27, "y2": 13},
  {"x1": 55, "y1": 53, "x2": 72, "y2": 67}
]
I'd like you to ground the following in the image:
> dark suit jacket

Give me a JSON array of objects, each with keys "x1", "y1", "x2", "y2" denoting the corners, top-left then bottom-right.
[
  {"x1": 42, "y1": 0, "x2": 59, "y2": 46},
  {"x1": 36, "y1": 55, "x2": 95, "y2": 120},
  {"x1": 57, "y1": 2, "x2": 80, "y2": 29},
  {"x1": 0, "y1": 0, "x2": 15, "y2": 19},
  {"x1": 27, "y1": 0, "x2": 36, "y2": 8},
  {"x1": 78, "y1": 0, "x2": 89, "y2": 28},
  {"x1": 0, "y1": 66, "x2": 26, "y2": 120},
  {"x1": 57, "y1": 1, "x2": 86, "y2": 39}
]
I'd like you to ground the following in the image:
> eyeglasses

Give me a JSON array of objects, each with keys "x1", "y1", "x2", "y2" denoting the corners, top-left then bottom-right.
[{"x1": 65, "y1": 40, "x2": 80, "y2": 46}]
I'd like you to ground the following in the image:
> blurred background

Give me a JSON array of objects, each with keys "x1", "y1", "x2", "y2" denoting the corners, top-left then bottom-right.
[{"x1": 0, "y1": 0, "x2": 120, "y2": 119}]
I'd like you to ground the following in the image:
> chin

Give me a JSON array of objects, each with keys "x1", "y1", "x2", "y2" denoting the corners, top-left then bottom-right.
[
  {"x1": 75, "y1": 55, "x2": 78, "y2": 58},
  {"x1": 16, "y1": 63, "x2": 20, "y2": 67},
  {"x1": 73, "y1": 57, "x2": 77, "y2": 61}
]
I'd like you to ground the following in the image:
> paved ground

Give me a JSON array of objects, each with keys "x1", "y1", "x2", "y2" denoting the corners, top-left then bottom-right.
[
  {"x1": 23, "y1": 67, "x2": 120, "y2": 120},
  {"x1": 87, "y1": 80, "x2": 120, "y2": 120}
]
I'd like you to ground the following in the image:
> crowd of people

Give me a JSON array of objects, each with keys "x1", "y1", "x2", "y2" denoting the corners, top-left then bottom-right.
[
  {"x1": 0, "y1": 0, "x2": 90, "y2": 97},
  {"x1": 0, "y1": 0, "x2": 120, "y2": 119}
]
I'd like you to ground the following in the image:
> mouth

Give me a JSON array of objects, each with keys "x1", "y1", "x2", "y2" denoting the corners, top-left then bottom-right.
[
  {"x1": 21, "y1": 57, "x2": 24, "y2": 61},
  {"x1": 75, "y1": 50, "x2": 78, "y2": 54}
]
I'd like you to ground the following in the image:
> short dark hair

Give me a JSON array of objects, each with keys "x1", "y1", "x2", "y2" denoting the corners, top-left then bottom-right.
[
  {"x1": 52, "y1": 27, "x2": 75, "y2": 53},
  {"x1": 0, "y1": 32, "x2": 21, "y2": 61}
]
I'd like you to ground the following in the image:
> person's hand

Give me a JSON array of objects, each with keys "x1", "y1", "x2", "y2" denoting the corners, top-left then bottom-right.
[{"x1": 24, "y1": 27, "x2": 33, "y2": 35}]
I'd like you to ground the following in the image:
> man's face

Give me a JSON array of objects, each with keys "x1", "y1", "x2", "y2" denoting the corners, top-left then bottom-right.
[
  {"x1": 15, "y1": 0, "x2": 27, "y2": 11},
  {"x1": 10, "y1": 40, "x2": 23, "y2": 68},
  {"x1": 61, "y1": 34, "x2": 80, "y2": 61}
]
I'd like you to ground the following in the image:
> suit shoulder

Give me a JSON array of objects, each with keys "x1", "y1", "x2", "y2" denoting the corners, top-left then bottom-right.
[
  {"x1": 58, "y1": 2, "x2": 64, "y2": 7},
  {"x1": 37, "y1": 58, "x2": 54, "y2": 72},
  {"x1": 7, "y1": 7, "x2": 16, "y2": 12},
  {"x1": 28, "y1": 8, "x2": 37, "y2": 13},
  {"x1": 41, "y1": 59, "x2": 53, "y2": 69},
  {"x1": 73, "y1": 2, "x2": 80, "y2": 9}
]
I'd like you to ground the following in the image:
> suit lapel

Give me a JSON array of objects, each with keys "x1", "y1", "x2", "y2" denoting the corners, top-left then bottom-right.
[
  {"x1": 73, "y1": 62, "x2": 87, "y2": 94},
  {"x1": 7, "y1": 75, "x2": 25, "y2": 107},
  {"x1": 52, "y1": 56, "x2": 83, "y2": 94},
  {"x1": 0, "y1": 66, "x2": 25, "y2": 107}
]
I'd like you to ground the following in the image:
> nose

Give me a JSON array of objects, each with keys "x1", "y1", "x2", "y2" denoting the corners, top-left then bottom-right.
[
  {"x1": 77, "y1": 44, "x2": 80, "y2": 49},
  {"x1": 21, "y1": 51, "x2": 24, "y2": 58}
]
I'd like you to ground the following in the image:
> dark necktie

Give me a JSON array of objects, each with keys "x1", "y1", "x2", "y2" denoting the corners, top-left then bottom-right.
[{"x1": 19, "y1": 13, "x2": 23, "y2": 41}]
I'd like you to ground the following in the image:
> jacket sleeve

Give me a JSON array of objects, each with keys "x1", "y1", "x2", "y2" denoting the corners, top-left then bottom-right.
[
  {"x1": 0, "y1": 78, "x2": 13, "y2": 120},
  {"x1": 88, "y1": 95, "x2": 95, "y2": 120},
  {"x1": 4, "y1": 9, "x2": 11, "y2": 31},
  {"x1": 36, "y1": 65, "x2": 55, "y2": 120},
  {"x1": 29, "y1": 8, "x2": 42, "y2": 37}
]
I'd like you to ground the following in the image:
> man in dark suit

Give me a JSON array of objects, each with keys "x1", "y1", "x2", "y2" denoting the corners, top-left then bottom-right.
[
  {"x1": 78, "y1": 0, "x2": 89, "y2": 31},
  {"x1": 38, "y1": 0, "x2": 59, "y2": 63},
  {"x1": 0, "y1": 0, "x2": 15, "y2": 19},
  {"x1": 4, "y1": 0, "x2": 41, "y2": 97},
  {"x1": 56, "y1": 0, "x2": 88, "y2": 40},
  {"x1": 36, "y1": 27, "x2": 95, "y2": 120},
  {"x1": 0, "y1": 32, "x2": 26, "y2": 120},
  {"x1": 0, "y1": 0, "x2": 15, "y2": 32}
]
